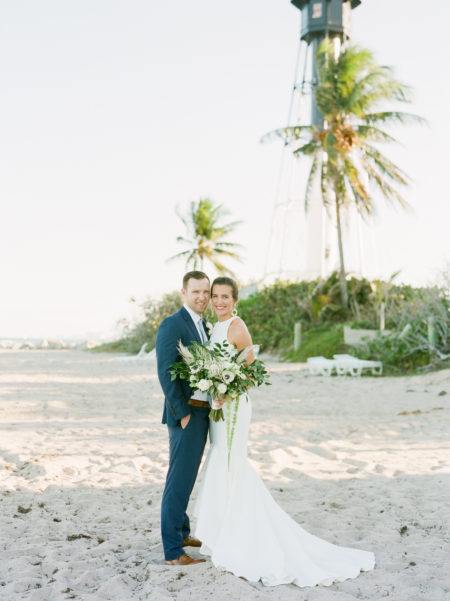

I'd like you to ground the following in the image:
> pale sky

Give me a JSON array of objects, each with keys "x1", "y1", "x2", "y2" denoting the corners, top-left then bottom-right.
[{"x1": 0, "y1": 0, "x2": 449, "y2": 339}]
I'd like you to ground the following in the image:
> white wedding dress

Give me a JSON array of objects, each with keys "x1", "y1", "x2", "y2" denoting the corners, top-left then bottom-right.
[{"x1": 194, "y1": 317, "x2": 375, "y2": 587}]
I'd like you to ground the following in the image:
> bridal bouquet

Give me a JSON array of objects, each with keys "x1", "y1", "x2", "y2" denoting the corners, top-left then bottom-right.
[{"x1": 170, "y1": 340, "x2": 270, "y2": 465}]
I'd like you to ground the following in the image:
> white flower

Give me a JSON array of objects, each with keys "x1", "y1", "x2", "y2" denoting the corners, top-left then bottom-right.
[
  {"x1": 207, "y1": 362, "x2": 222, "y2": 377},
  {"x1": 217, "y1": 383, "x2": 227, "y2": 395},
  {"x1": 197, "y1": 379, "x2": 213, "y2": 392},
  {"x1": 222, "y1": 370, "x2": 235, "y2": 384},
  {"x1": 206, "y1": 322, "x2": 214, "y2": 334}
]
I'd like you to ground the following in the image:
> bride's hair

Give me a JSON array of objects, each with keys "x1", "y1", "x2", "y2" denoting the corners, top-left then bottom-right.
[{"x1": 211, "y1": 277, "x2": 238, "y2": 301}]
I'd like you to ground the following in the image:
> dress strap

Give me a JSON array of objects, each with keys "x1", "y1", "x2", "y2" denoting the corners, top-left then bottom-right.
[{"x1": 225, "y1": 315, "x2": 239, "y2": 331}]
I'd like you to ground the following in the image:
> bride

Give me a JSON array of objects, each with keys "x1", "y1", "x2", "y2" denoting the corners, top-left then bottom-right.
[{"x1": 194, "y1": 276, "x2": 375, "y2": 587}]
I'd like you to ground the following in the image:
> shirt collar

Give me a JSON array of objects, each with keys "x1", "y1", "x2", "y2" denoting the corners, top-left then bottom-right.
[{"x1": 183, "y1": 303, "x2": 203, "y2": 325}]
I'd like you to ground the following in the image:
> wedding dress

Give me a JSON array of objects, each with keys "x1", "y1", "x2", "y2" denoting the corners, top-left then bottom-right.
[{"x1": 194, "y1": 316, "x2": 375, "y2": 587}]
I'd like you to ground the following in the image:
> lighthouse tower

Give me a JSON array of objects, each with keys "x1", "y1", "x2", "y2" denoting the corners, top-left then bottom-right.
[
  {"x1": 264, "y1": 1, "x2": 368, "y2": 283},
  {"x1": 292, "y1": 0, "x2": 361, "y2": 123},
  {"x1": 294, "y1": 0, "x2": 362, "y2": 279}
]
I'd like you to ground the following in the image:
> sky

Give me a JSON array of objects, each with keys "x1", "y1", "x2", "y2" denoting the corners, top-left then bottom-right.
[{"x1": 0, "y1": 0, "x2": 449, "y2": 339}]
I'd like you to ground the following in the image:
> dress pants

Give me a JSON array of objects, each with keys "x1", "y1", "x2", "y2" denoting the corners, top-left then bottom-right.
[{"x1": 161, "y1": 406, "x2": 209, "y2": 560}]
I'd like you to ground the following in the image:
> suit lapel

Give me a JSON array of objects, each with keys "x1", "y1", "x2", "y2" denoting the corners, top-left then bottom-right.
[{"x1": 179, "y1": 306, "x2": 201, "y2": 343}]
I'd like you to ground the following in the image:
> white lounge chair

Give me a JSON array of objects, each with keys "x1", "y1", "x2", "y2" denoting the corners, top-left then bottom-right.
[
  {"x1": 333, "y1": 354, "x2": 383, "y2": 376},
  {"x1": 306, "y1": 356, "x2": 337, "y2": 376},
  {"x1": 306, "y1": 354, "x2": 383, "y2": 377}
]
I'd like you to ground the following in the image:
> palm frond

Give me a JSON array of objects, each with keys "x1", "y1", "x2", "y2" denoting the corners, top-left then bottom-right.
[
  {"x1": 260, "y1": 125, "x2": 314, "y2": 145},
  {"x1": 361, "y1": 158, "x2": 410, "y2": 209},
  {"x1": 361, "y1": 144, "x2": 410, "y2": 186},
  {"x1": 213, "y1": 248, "x2": 243, "y2": 261},
  {"x1": 167, "y1": 249, "x2": 193, "y2": 262},
  {"x1": 214, "y1": 241, "x2": 245, "y2": 250},
  {"x1": 175, "y1": 236, "x2": 194, "y2": 245},
  {"x1": 320, "y1": 158, "x2": 331, "y2": 208},
  {"x1": 363, "y1": 111, "x2": 426, "y2": 127},
  {"x1": 343, "y1": 157, "x2": 372, "y2": 214},
  {"x1": 304, "y1": 151, "x2": 322, "y2": 212},
  {"x1": 356, "y1": 125, "x2": 400, "y2": 145},
  {"x1": 293, "y1": 139, "x2": 319, "y2": 157}
]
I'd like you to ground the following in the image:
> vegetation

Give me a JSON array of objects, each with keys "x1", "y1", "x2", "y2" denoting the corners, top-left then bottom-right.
[
  {"x1": 92, "y1": 292, "x2": 181, "y2": 355},
  {"x1": 96, "y1": 271, "x2": 450, "y2": 375},
  {"x1": 263, "y1": 41, "x2": 423, "y2": 306},
  {"x1": 168, "y1": 197, "x2": 243, "y2": 276},
  {"x1": 354, "y1": 285, "x2": 450, "y2": 373},
  {"x1": 284, "y1": 324, "x2": 349, "y2": 363}
]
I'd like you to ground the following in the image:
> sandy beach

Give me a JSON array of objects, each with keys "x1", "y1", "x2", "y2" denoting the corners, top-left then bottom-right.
[{"x1": 0, "y1": 349, "x2": 449, "y2": 601}]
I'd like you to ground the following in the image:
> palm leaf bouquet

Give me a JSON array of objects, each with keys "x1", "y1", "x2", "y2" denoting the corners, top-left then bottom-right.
[{"x1": 170, "y1": 340, "x2": 270, "y2": 466}]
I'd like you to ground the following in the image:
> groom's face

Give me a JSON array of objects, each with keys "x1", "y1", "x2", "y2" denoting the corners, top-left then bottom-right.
[{"x1": 181, "y1": 277, "x2": 210, "y2": 315}]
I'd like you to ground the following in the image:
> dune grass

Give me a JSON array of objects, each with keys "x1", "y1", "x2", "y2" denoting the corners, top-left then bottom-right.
[{"x1": 284, "y1": 324, "x2": 351, "y2": 362}]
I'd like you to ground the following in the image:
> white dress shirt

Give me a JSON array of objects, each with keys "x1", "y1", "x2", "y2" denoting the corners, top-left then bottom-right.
[{"x1": 183, "y1": 304, "x2": 208, "y2": 401}]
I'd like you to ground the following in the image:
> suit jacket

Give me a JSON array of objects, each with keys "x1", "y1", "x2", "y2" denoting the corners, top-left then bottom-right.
[{"x1": 155, "y1": 306, "x2": 203, "y2": 427}]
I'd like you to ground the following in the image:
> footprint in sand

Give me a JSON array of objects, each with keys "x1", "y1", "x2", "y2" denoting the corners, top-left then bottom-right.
[
  {"x1": 344, "y1": 458, "x2": 368, "y2": 469},
  {"x1": 346, "y1": 466, "x2": 360, "y2": 474},
  {"x1": 303, "y1": 446, "x2": 337, "y2": 461}
]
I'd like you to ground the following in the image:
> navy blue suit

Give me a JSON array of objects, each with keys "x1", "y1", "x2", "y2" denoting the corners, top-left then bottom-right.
[{"x1": 155, "y1": 306, "x2": 210, "y2": 560}]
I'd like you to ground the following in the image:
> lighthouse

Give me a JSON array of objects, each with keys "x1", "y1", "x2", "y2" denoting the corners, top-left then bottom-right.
[
  {"x1": 263, "y1": 1, "x2": 367, "y2": 283},
  {"x1": 294, "y1": 0, "x2": 363, "y2": 279},
  {"x1": 291, "y1": 1, "x2": 362, "y2": 125}
]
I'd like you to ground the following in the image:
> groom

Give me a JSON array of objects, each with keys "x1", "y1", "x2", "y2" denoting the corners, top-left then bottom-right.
[{"x1": 155, "y1": 270, "x2": 211, "y2": 566}]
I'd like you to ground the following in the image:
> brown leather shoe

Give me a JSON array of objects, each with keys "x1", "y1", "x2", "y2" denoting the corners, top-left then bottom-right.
[
  {"x1": 182, "y1": 536, "x2": 202, "y2": 548},
  {"x1": 165, "y1": 554, "x2": 206, "y2": 566}
]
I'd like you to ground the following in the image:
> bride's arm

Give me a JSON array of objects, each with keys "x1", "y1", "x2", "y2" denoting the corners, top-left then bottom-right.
[{"x1": 228, "y1": 318, "x2": 255, "y2": 365}]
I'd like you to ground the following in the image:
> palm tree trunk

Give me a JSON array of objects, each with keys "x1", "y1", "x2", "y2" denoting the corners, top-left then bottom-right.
[{"x1": 335, "y1": 197, "x2": 348, "y2": 307}]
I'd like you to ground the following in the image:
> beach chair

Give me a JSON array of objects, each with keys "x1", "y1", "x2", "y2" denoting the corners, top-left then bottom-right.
[
  {"x1": 136, "y1": 343, "x2": 148, "y2": 357},
  {"x1": 333, "y1": 354, "x2": 383, "y2": 376},
  {"x1": 306, "y1": 356, "x2": 337, "y2": 376}
]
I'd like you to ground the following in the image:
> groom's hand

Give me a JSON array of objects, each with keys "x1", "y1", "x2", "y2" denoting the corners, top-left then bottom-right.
[{"x1": 180, "y1": 414, "x2": 191, "y2": 429}]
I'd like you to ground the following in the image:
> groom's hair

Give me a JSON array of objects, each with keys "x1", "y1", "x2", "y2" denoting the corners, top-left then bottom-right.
[{"x1": 182, "y1": 270, "x2": 210, "y2": 289}]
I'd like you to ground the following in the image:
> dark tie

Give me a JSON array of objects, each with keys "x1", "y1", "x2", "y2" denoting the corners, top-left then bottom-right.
[{"x1": 198, "y1": 320, "x2": 207, "y2": 343}]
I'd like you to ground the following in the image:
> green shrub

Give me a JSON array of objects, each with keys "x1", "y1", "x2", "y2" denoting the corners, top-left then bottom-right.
[
  {"x1": 237, "y1": 281, "x2": 312, "y2": 351},
  {"x1": 354, "y1": 286, "x2": 450, "y2": 373},
  {"x1": 93, "y1": 272, "x2": 450, "y2": 374},
  {"x1": 354, "y1": 334, "x2": 430, "y2": 374},
  {"x1": 347, "y1": 319, "x2": 376, "y2": 330},
  {"x1": 284, "y1": 324, "x2": 350, "y2": 362}
]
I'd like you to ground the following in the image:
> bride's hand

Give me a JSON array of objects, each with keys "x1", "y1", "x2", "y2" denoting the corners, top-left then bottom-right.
[{"x1": 214, "y1": 395, "x2": 228, "y2": 408}]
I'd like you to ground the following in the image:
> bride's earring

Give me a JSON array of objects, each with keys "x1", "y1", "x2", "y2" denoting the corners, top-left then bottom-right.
[{"x1": 232, "y1": 305, "x2": 238, "y2": 317}]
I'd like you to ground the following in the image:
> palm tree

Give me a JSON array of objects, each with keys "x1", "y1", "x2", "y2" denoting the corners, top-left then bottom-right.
[
  {"x1": 169, "y1": 197, "x2": 243, "y2": 276},
  {"x1": 263, "y1": 40, "x2": 424, "y2": 306}
]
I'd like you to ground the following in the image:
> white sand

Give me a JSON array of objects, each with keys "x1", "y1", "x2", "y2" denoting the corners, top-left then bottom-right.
[{"x1": 0, "y1": 349, "x2": 449, "y2": 601}]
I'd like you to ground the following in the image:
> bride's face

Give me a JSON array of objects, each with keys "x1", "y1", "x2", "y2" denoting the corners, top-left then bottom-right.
[{"x1": 211, "y1": 285, "x2": 235, "y2": 320}]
